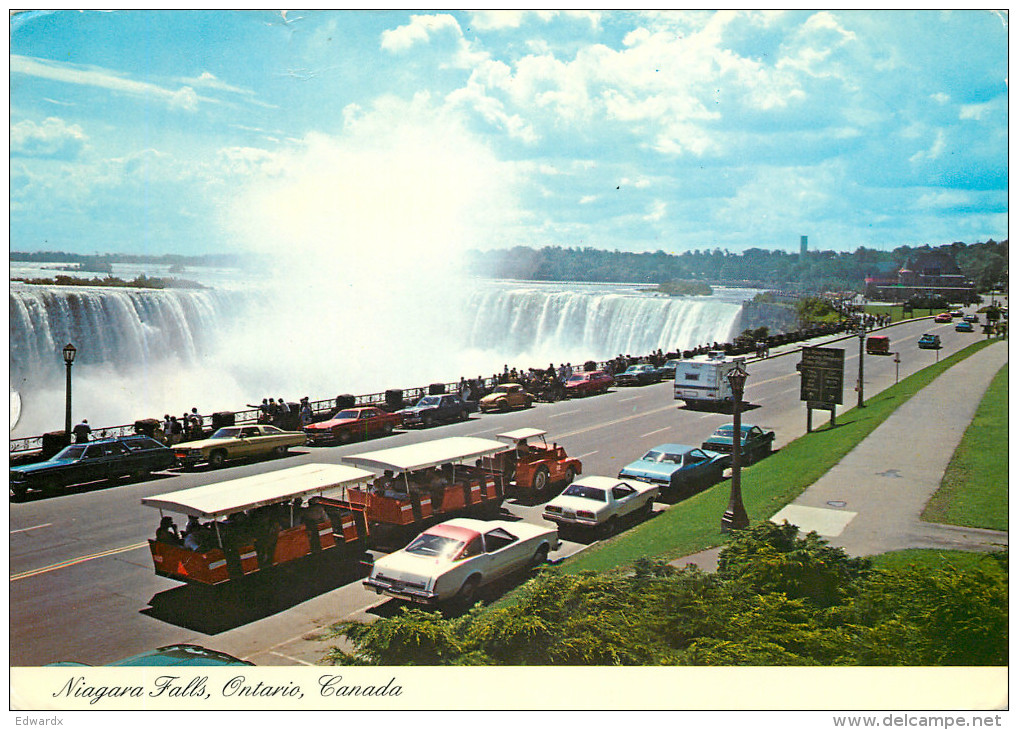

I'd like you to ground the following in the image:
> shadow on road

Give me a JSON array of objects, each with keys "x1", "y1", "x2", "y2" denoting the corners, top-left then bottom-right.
[{"x1": 141, "y1": 554, "x2": 369, "y2": 634}]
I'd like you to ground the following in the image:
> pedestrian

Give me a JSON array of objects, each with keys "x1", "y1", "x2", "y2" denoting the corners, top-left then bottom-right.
[
  {"x1": 299, "y1": 398, "x2": 313, "y2": 427},
  {"x1": 162, "y1": 414, "x2": 173, "y2": 444},
  {"x1": 169, "y1": 416, "x2": 183, "y2": 445},
  {"x1": 72, "y1": 418, "x2": 91, "y2": 443}
]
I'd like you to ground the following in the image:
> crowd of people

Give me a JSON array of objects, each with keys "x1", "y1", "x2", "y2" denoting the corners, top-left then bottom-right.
[{"x1": 154, "y1": 496, "x2": 333, "y2": 566}]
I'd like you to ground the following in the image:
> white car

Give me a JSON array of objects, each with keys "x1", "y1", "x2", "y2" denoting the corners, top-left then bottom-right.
[
  {"x1": 542, "y1": 475, "x2": 658, "y2": 536},
  {"x1": 363, "y1": 518, "x2": 559, "y2": 606}
]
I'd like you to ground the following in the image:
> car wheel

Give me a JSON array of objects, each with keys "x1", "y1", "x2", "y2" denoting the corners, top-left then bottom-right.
[
  {"x1": 422, "y1": 413, "x2": 434, "y2": 428},
  {"x1": 338, "y1": 430, "x2": 352, "y2": 444},
  {"x1": 529, "y1": 545, "x2": 550, "y2": 570},
  {"x1": 273, "y1": 445, "x2": 289, "y2": 457},
  {"x1": 459, "y1": 409, "x2": 468, "y2": 421},
  {"x1": 10, "y1": 484, "x2": 28, "y2": 500},
  {"x1": 209, "y1": 451, "x2": 226, "y2": 468},
  {"x1": 456, "y1": 576, "x2": 481, "y2": 607},
  {"x1": 562, "y1": 466, "x2": 576, "y2": 486},
  {"x1": 639, "y1": 499, "x2": 654, "y2": 518},
  {"x1": 132, "y1": 469, "x2": 150, "y2": 481},
  {"x1": 498, "y1": 400, "x2": 510, "y2": 413},
  {"x1": 383, "y1": 422, "x2": 394, "y2": 435},
  {"x1": 532, "y1": 466, "x2": 549, "y2": 493},
  {"x1": 601, "y1": 516, "x2": 619, "y2": 538}
]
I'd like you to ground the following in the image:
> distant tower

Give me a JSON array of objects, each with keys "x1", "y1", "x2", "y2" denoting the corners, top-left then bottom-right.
[{"x1": 800, "y1": 235, "x2": 808, "y2": 256}]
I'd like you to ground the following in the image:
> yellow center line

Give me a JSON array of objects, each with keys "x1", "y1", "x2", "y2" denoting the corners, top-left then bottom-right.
[{"x1": 11, "y1": 541, "x2": 149, "y2": 582}]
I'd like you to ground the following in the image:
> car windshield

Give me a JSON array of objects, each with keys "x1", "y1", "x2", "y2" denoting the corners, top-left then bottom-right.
[
  {"x1": 333, "y1": 410, "x2": 359, "y2": 419},
  {"x1": 404, "y1": 533, "x2": 465, "y2": 560},
  {"x1": 417, "y1": 397, "x2": 440, "y2": 406},
  {"x1": 642, "y1": 449, "x2": 683, "y2": 464},
  {"x1": 210, "y1": 428, "x2": 241, "y2": 439},
  {"x1": 561, "y1": 484, "x2": 607, "y2": 501},
  {"x1": 54, "y1": 445, "x2": 87, "y2": 460},
  {"x1": 567, "y1": 374, "x2": 587, "y2": 382}
]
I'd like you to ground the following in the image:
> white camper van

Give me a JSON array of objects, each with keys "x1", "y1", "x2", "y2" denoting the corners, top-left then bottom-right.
[{"x1": 672, "y1": 352, "x2": 746, "y2": 408}]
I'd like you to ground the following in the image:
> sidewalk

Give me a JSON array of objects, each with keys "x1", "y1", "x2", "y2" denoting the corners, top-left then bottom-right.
[{"x1": 672, "y1": 339, "x2": 1009, "y2": 572}]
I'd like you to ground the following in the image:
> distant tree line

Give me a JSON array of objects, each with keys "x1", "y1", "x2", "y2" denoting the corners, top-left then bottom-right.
[
  {"x1": 465, "y1": 240, "x2": 1008, "y2": 293},
  {"x1": 325, "y1": 523, "x2": 1007, "y2": 667},
  {"x1": 10, "y1": 251, "x2": 242, "y2": 268},
  {"x1": 12, "y1": 273, "x2": 207, "y2": 290}
]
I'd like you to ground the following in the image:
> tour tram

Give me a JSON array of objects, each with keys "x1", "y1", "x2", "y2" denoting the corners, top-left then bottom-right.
[
  {"x1": 141, "y1": 463, "x2": 375, "y2": 586},
  {"x1": 337, "y1": 436, "x2": 509, "y2": 542}
]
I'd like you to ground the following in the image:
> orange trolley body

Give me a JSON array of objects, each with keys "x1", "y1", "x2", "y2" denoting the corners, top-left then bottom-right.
[{"x1": 142, "y1": 463, "x2": 374, "y2": 586}]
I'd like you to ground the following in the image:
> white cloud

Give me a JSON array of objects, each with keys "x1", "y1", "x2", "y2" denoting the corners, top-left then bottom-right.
[
  {"x1": 10, "y1": 117, "x2": 88, "y2": 158},
  {"x1": 643, "y1": 200, "x2": 667, "y2": 221},
  {"x1": 10, "y1": 54, "x2": 217, "y2": 111},
  {"x1": 909, "y1": 129, "x2": 946, "y2": 163},
  {"x1": 380, "y1": 14, "x2": 462, "y2": 52},
  {"x1": 579, "y1": 195, "x2": 597, "y2": 204}
]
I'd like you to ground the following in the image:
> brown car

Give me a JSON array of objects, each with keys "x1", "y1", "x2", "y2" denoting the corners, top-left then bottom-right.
[{"x1": 479, "y1": 383, "x2": 535, "y2": 413}]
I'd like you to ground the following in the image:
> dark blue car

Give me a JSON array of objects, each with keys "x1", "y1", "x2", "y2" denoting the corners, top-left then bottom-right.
[
  {"x1": 10, "y1": 435, "x2": 176, "y2": 499},
  {"x1": 617, "y1": 443, "x2": 729, "y2": 496},
  {"x1": 49, "y1": 644, "x2": 253, "y2": 667}
]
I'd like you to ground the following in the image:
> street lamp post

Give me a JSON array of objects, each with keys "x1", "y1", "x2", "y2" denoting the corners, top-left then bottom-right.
[
  {"x1": 856, "y1": 326, "x2": 866, "y2": 408},
  {"x1": 721, "y1": 361, "x2": 749, "y2": 533},
  {"x1": 62, "y1": 343, "x2": 76, "y2": 436}
]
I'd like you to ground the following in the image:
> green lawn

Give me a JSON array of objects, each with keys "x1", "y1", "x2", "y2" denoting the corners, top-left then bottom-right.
[
  {"x1": 562, "y1": 338, "x2": 1000, "y2": 574},
  {"x1": 870, "y1": 548, "x2": 1006, "y2": 576},
  {"x1": 922, "y1": 365, "x2": 1008, "y2": 531}
]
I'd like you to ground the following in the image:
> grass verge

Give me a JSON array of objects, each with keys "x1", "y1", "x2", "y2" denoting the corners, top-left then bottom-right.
[
  {"x1": 561, "y1": 337, "x2": 1000, "y2": 574},
  {"x1": 922, "y1": 364, "x2": 1008, "y2": 531},
  {"x1": 869, "y1": 548, "x2": 1006, "y2": 576}
]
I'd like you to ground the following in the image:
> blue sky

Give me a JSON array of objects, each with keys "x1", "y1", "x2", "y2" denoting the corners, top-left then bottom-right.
[{"x1": 9, "y1": 9, "x2": 1009, "y2": 258}]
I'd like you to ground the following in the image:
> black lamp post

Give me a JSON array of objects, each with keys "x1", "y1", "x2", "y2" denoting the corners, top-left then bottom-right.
[
  {"x1": 62, "y1": 343, "x2": 76, "y2": 435},
  {"x1": 856, "y1": 325, "x2": 866, "y2": 408},
  {"x1": 721, "y1": 361, "x2": 749, "y2": 533}
]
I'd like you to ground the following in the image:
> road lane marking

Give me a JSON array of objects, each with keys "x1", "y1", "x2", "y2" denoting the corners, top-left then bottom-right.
[
  {"x1": 556, "y1": 402, "x2": 677, "y2": 440},
  {"x1": 549, "y1": 409, "x2": 581, "y2": 418},
  {"x1": 640, "y1": 427, "x2": 670, "y2": 438},
  {"x1": 10, "y1": 523, "x2": 52, "y2": 535},
  {"x1": 618, "y1": 396, "x2": 642, "y2": 402},
  {"x1": 11, "y1": 541, "x2": 148, "y2": 582},
  {"x1": 574, "y1": 451, "x2": 599, "y2": 459}
]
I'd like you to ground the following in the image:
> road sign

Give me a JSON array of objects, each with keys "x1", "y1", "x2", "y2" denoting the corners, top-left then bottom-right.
[{"x1": 799, "y1": 346, "x2": 844, "y2": 406}]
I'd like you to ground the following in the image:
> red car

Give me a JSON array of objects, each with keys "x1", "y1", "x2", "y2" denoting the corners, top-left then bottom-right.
[
  {"x1": 564, "y1": 370, "x2": 614, "y2": 397},
  {"x1": 934, "y1": 312, "x2": 953, "y2": 323},
  {"x1": 304, "y1": 406, "x2": 401, "y2": 445}
]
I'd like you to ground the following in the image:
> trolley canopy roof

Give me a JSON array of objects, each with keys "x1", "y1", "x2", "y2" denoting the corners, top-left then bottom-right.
[
  {"x1": 141, "y1": 463, "x2": 375, "y2": 518},
  {"x1": 495, "y1": 428, "x2": 547, "y2": 444},
  {"x1": 342, "y1": 436, "x2": 507, "y2": 474}
]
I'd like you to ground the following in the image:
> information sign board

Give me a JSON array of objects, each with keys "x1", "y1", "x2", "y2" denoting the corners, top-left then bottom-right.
[{"x1": 799, "y1": 347, "x2": 844, "y2": 406}]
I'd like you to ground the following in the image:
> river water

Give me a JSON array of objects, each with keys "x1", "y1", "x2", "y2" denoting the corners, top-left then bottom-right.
[{"x1": 9, "y1": 262, "x2": 753, "y2": 436}]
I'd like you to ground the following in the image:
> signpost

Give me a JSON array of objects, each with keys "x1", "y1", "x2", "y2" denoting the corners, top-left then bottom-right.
[{"x1": 799, "y1": 346, "x2": 844, "y2": 431}]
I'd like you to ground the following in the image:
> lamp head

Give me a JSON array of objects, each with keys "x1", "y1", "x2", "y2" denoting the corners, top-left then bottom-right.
[
  {"x1": 62, "y1": 343, "x2": 76, "y2": 364},
  {"x1": 726, "y1": 361, "x2": 748, "y2": 393}
]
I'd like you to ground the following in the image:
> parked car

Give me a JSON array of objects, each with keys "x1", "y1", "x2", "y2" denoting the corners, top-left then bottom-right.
[
  {"x1": 934, "y1": 312, "x2": 953, "y2": 323},
  {"x1": 955, "y1": 321, "x2": 975, "y2": 333},
  {"x1": 564, "y1": 370, "x2": 614, "y2": 397},
  {"x1": 9, "y1": 435, "x2": 175, "y2": 499},
  {"x1": 400, "y1": 394, "x2": 475, "y2": 427},
  {"x1": 542, "y1": 475, "x2": 658, "y2": 537},
  {"x1": 614, "y1": 363, "x2": 661, "y2": 386},
  {"x1": 304, "y1": 406, "x2": 401, "y2": 445},
  {"x1": 701, "y1": 424, "x2": 775, "y2": 464},
  {"x1": 963, "y1": 314, "x2": 980, "y2": 324},
  {"x1": 363, "y1": 518, "x2": 559, "y2": 606},
  {"x1": 173, "y1": 424, "x2": 307, "y2": 468},
  {"x1": 479, "y1": 383, "x2": 535, "y2": 413},
  {"x1": 659, "y1": 359, "x2": 683, "y2": 379},
  {"x1": 950, "y1": 310, "x2": 964, "y2": 318},
  {"x1": 49, "y1": 644, "x2": 253, "y2": 667},
  {"x1": 917, "y1": 333, "x2": 942, "y2": 350},
  {"x1": 618, "y1": 444, "x2": 729, "y2": 496}
]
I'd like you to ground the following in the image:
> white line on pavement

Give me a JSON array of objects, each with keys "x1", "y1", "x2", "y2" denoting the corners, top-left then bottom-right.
[
  {"x1": 549, "y1": 409, "x2": 581, "y2": 418},
  {"x1": 10, "y1": 523, "x2": 52, "y2": 535},
  {"x1": 575, "y1": 451, "x2": 599, "y2": 459},
  {"x1": 640, "y1": 427, "x2": 670, "y2": 438}
]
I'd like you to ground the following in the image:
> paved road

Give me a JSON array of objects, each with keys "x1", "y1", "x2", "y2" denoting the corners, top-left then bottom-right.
[{"x1": 9, "y1": 308, "x2": 1000, "y2": 666}]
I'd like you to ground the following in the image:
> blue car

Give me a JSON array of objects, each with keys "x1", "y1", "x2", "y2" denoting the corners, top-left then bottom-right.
[
  {"x1": 955, "y1": 321, "x2": 974, "y2": 332},
  {"x1": 617, "y1": 443, "x2": 729, "y2": 496},
  {"x1": 9, "y1": 435, "x2": 175, "y2": 499},
  {"x1": 49, "y1": 644, "x2": 253, "y2": 667}
]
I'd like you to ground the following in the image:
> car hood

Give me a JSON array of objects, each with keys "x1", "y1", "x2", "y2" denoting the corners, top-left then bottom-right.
[
  {"x1": 307, "y1": 418, "x2": 356, "y2": 429},
  {"x1": 174, "y1": 437, "x2": 234, "y2": 451},
  {"x1": 10, "y1": 458, "x2": 77, "y2": 475},
  {"x1": 399, "y1": 406, "x2": 434, "y2": 414},
  {"x1": 372, "y1": 551, "x2": 447, "y2": 583},
  {"x1": 480, "y1": 393, "x2": 509, "y2": 403},
  {"x1": 619, "y1": 459, "x2": 681, "y2": 479}
]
